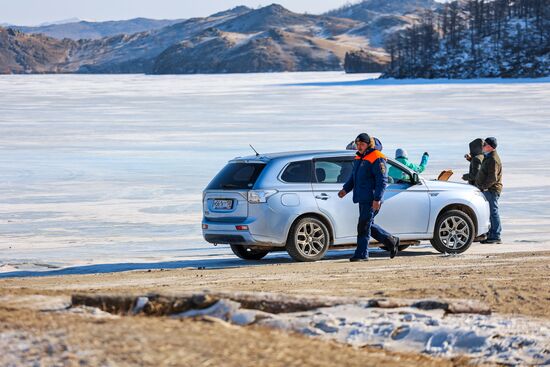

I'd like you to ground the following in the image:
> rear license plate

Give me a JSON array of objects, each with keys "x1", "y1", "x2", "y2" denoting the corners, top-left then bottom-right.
[{"x1": 213, "y1": 199, "x2": 233, "y2": 210}]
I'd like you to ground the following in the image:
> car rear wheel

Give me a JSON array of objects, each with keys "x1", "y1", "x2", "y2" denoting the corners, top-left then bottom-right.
[
  {"x1": 230, "y1": 245, "x2": 269, "y2": 260},
  {"x1": 286, "y1": 217, "x2": 330, "y2": 262},
  {"x1": 430, "y1": 210, "x2": 474, "y2": 254}
]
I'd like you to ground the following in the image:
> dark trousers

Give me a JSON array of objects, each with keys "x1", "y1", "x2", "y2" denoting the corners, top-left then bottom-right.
[
  {"x1": 354, "y1": 203, "x2": 393, "y2": 259},
  {"x1": 483, "y1": 191, "x2": 502, "y2": 240}
]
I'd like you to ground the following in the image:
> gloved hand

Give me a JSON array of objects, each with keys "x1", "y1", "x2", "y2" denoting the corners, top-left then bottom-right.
[{"x1": 423, "y1": 152, "x2": 429, "y2": 157}]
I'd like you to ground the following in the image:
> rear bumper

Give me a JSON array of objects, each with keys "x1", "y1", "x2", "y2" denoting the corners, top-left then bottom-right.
[
  {"x1": 204, "y1": 233, "x2": 250, "y2": 245},
  {"x1": 202, "y1": 219, "x2": 285, "y2": 247}
]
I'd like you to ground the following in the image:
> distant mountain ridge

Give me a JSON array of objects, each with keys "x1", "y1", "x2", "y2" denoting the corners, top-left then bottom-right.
[
  {"x1": 38, "y1": 18, "x2": 82, "y2": 27},
  {"x1": 11, "y1": 17, "x2": 186, "y2": 40},
  {"x1": 0, "y1": 1, "x2": 446, "y2": 75},
  {"x1": 326, "y1": 0, "x2": 441, "y2": 21},
  {"x1": 71, "y1": 6, "x2": 256, "y2": 73},
  {"x1": 0, "y1": 28, "x2": 75, "y2": 73},
  {"x1": 326, "y1": 0, "x2": 442, "y2": 48},
  {"x1": 153, "y1": 28, "x2": 351, "y2": 74}
]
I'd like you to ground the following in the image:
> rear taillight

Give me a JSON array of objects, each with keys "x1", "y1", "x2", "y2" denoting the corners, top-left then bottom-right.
[
  {"x1": 202, "y1": 224, "x2": 208, "y2": 230},
  {"x1": 247, "y1": 190, "x2": 277, "y2": 204},
  {"x1": 235, "y1": 225, "x2": 249, "y2": 231}
]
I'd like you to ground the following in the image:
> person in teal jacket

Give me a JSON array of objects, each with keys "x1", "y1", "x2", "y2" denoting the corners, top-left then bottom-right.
[{"x1": 388, "y1": 149, "x2": 429, "y2": 182}]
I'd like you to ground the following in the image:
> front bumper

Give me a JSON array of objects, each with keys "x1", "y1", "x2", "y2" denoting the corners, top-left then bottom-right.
[{"x1": 474, "y1": 194, "x2": 491, "y2": 236}]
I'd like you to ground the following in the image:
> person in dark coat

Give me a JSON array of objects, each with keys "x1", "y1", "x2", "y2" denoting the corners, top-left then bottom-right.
[
  {"x1": 475, "y1": 137, "x2": 503, "y2": 244},
  {"x1": 339, "y1": 133, "x2": 399, "y2": 262},
  {"x1": 462, "y1": 138, "x2": 485, "y2": 185}
]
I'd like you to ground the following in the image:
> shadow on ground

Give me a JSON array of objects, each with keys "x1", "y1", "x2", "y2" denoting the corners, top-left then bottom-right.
[{"x1": 0, "y1": 248, "x2": 437, "y2": 279}]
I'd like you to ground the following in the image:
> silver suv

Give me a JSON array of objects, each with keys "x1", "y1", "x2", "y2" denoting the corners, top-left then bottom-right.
[{"x1": 202, "y1": 150, "x2": 490, "y2": 262}]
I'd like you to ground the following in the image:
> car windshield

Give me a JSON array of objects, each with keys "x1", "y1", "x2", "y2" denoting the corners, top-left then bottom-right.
[{"x1": 206, "y1": 162, "x2": 266, "y2": 190}]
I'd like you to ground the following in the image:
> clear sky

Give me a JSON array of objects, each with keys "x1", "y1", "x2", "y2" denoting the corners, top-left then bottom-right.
[{"x1": 1, "y1": 0, "x2": 355, "y2": 26}]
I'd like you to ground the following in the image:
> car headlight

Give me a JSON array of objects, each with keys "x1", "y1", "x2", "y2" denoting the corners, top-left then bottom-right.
[{"x1": 247, "y1": 190, "x2": 277, "y2": 204}]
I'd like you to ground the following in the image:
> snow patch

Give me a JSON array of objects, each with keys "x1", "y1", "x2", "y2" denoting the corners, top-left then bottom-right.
[
  {"x1": 174, "y1": 299, "x2": 550, "y2": 365},
  {"x1": 260, "y1": 304, "x2": 550, "y2": 365},
  {"x1": 174, "y1": 299, "x2": 271, "y2": 326},
  {"x1": 132, "y1": 296, "x2": 149, "y2": 314},
  {"x1": 67, "y1": 306, "x2": 119, "y2": 318}
]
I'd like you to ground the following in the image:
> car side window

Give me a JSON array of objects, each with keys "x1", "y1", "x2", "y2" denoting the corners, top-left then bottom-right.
[
  {"x1": 281, "y1": 160, "x2": 313, "y2": 183},
  {"x1": 387, "y1": 160, "x2": 413, "y2": 185},
  {"x1": 314, "y1": 158, "x2": 354, "y2": 184}
]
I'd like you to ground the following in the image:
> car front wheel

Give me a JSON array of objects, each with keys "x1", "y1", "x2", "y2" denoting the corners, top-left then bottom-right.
[
  {"x1": 230, "y1": 245, "x2": 269, "y2": 260},
  {"x1": 430, "y1": 210, "x2": 475, "y2": 254},
  {"x1": 286, "y1": 217, "x2": 330, "y2": 262}
]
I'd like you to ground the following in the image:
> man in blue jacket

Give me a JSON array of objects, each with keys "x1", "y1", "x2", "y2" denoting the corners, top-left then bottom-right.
[{"x1": 338, "y1": 133, "x2": 400, "y2": 262}]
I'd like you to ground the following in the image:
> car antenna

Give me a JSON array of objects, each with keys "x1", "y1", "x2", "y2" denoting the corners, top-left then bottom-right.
[{"x1": 249, "y1": 144, "x2": 260, "y2": 157}]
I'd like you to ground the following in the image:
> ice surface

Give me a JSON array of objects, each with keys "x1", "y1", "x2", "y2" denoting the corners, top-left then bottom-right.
[{"x1": 0, "y1": 72, "x2": 549, "y2": 274}]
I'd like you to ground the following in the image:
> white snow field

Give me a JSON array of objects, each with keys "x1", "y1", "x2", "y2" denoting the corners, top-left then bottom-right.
[{"x1": 0, "y1": 72, "x2": 549, "y2": 275}]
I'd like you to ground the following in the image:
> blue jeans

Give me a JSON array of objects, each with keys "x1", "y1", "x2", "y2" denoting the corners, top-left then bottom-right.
[
  {"x1": 354, "y1": 203, "x2": 393, "y2": 259},
  {"x1": 483, "y1": 191, "x2": 502, "y2": 240}
]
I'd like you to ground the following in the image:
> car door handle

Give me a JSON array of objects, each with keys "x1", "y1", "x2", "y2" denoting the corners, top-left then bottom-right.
[{"x1": 315, "y1": 193, "x2": 330, "y2": 200}]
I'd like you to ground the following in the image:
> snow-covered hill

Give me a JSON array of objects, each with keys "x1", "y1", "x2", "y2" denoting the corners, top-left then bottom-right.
[{"x1": 382, "y1": 0, "x2": 549, "y2": 78}]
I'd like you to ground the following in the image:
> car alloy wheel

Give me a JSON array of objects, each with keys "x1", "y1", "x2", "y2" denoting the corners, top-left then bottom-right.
[
  {"x1": 296, "y1": 221, "x2": 326, "y2": 257},
  {"x1": 287, "y1": 217, "x2": 330, "y2": 262},
  {"x1": 430, "y1": 209, "x2": 475, "y2": 254}
]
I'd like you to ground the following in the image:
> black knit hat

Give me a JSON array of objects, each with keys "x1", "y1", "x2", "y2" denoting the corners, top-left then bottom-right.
[
  {"x1": 484, "y1": 137, "x2": 498, "y2": 149},
  {"x1": 355, "y1": 133, "x2": 371, "y2": 144}
]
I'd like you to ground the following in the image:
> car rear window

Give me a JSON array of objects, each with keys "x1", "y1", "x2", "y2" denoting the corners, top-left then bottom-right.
[{"x1": 206, "y1": 162, "x2": 266, "y2": 190}]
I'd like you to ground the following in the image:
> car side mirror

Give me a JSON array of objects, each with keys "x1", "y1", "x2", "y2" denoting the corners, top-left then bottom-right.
[{"x1": 412, "y1": 173, "x2": 420, "y2": 185}]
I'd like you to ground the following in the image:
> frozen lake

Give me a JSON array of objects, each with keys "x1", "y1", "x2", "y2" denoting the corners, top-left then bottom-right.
[{"x1": 0, "y1": 72, "x2": 549, "y2": 274}]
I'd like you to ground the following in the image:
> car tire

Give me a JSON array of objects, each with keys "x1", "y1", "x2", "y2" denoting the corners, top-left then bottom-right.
[
  {"x1": 286, "y1": 217, "x2": 330, "y2": 262},
  {"x1": 430, "y1": 209, "x2": 475, "y2": 254},
  {"x1": 230, "y1": 245, "x2": 269, "y2": 260}
]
